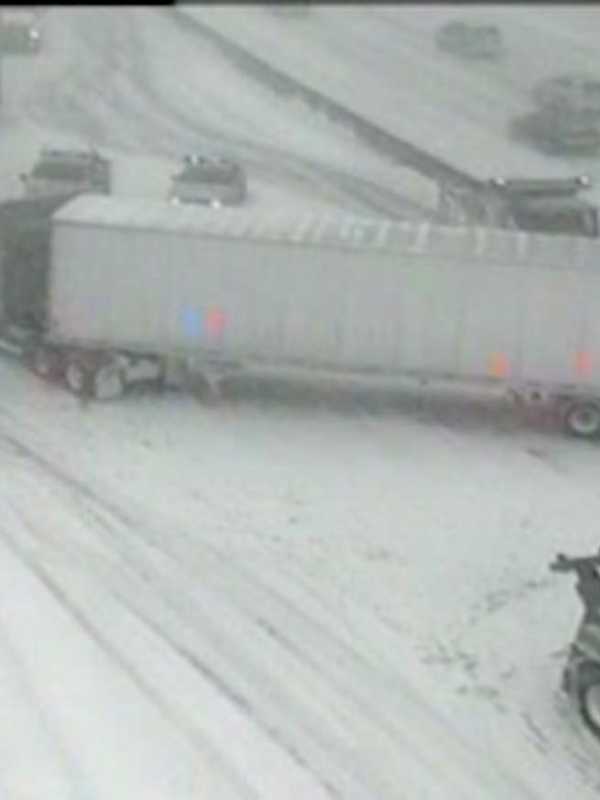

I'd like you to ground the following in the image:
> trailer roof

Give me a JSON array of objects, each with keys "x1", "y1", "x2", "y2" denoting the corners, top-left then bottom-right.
[{"x1": 53, "y1": 193, "x2": 600, "y2": 270}]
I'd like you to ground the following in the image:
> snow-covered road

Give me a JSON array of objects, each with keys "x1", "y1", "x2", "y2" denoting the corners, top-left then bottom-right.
[
  {"x1": 0, "y1": 7, "x2": 434, "y2": 215},
  {"x1": 1, "y1": 5, "x2": 600, "y2": 798},
  {"x1": 178, "y1": 5, "x2": 600, "y2": 196},
  {"x1": 1, "y1": 357, "x2": 600, "y2": 798}
]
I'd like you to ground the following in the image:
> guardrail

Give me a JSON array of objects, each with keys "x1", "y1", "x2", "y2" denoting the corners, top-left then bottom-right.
[{"x1": 168, "y1": 7, "x2": 484, "y2": 195}]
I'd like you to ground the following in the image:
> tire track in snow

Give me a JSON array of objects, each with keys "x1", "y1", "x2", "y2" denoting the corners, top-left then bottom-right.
[
  {"x1": 121, "y1": 8, "x2": 429, "y2": 219},
  {"x1": 0, "y1": 509, "x2": 259, "y2": 800},
  {"x1": 0, "y1": 434, "x2": 365, "y2": 798},
  {"x1": 8, "y1": 499, "x2": 374, "y2": 799},
  {"x1": 0, "y1": 618, "x2": 92, "y2": 800},
  {"x1": 26, "y1": 8, "x2": 427, "y2": 221},
  {"x1": 0, "y1": 425, "x2": 540, "y2": 800},
  {"x1": 0, "y1": 433, "x2": 403, "y2": 799}
]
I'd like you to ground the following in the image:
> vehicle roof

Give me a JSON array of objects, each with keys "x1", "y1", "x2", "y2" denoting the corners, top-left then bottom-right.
[
  {"x1": 488, "y1": 177, "x2": 591, "y2": 196},
  {"x1": 38, "y1": 148, "x2": 106, "y2": 164},
  {"x1": 30, "y1": 162, "x2": 101, "y2": 181},
  {"x1": 175, "y1": 160, "x2": 241, "y2": 182},
  {"x1": 53, "y1": 194, "x2": 600, "y2": 270}
]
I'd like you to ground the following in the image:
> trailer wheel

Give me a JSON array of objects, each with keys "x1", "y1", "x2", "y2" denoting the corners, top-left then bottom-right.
[
  {"x1": 577, "y1": 666, "x2": 600, "y2": 740},
  {"x1": 93, "y1": 363, "x2": 125, "y2": 401},
  {"x1": 186, "y1": 371, "x2": 221, "y2": 405},
  {"x1": 30, "y1": 346, "x2": 63, "y2": 381},
  {"x1": 65, "y1": 359, "x2": 93, "y2": 398},
  {"x1": 563, "y1": 401, "x2": 600, "y2": 438}
]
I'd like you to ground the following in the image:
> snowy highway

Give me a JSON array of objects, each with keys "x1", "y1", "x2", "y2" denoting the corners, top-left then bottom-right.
[
  {"x1": 1, "y1": 5, "x2": 600, "y2": 799},
  {"x1": 0, "y1": 7, "x2": 433, "y2": 216},
  {"x1": 2, "y1": 358, "x2": 600, "y2": 798},
  {"x1": 179, "y1": 5, "x2": 600, "y2": 200}
]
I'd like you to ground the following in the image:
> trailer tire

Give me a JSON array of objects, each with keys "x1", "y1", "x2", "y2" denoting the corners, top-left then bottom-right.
[
  {"x1": 563, "y1": 401, "x2": 600, "y2": 439},
  {"x1": 186, "y1": 371, "x2": 220, "y2": 405},
  {"x1": 65, "y1": 358, "x2": 93, "y2": 398},
  {"x1": 577, "y1": 665, "x2": 600, "y2": 740},
  {"x1": 30, "y1": 346, "x2": 63, "y2": 381},
  {"x1": 93, "y1": 362, "x2": 126, "y2": 401}
]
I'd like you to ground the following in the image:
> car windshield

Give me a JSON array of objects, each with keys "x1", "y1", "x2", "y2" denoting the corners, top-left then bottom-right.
[
  {"x1": 2, "y1": 6, "x2": 600, "y2": 800},
  {"x1": 177, "y1": 163, "x2": 239, "y2": 183}
]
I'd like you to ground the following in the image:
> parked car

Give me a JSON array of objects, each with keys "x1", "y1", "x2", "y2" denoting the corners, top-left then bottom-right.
[
  {"x1": 532, "y1": 73, "x2": 600, "y2": 116},
  {"x1": 0, "y1": 10, "x2": 41, "y2": 54},
  {"x1": 268, "y1": 4, "x2": 311, "y2": 18},
  {"x1": 435, "y1": 21, "x2": 503, "y2": 59},
  {"x1": 168, "y1": 155, "x2": 247, "y2": 207},
  {"x1": 20, "y1": 148, "x2": 112, "y2": 199}
]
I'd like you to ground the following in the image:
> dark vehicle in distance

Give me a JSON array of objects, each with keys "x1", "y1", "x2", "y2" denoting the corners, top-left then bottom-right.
[
  {"x1": 168, "y1": 155, "x2": 247, "y2": 207},
  {"x1": 533, "y1": 73, "x2": 600, "y2": 115},
  {"x1": 551, "y1": 551, "x2": 600, "y2": 741},
  {"x1": 511, "y1": 107, "x2": 600, "y2": 156},
  {"x1": 435, "y1": 21, "x2": 503, "y2": 59},
  {"x1": 0, "y1": 10, "x2": 41, "y2": 53},
  {"x1": 268, "y1": 4, "x2": 311, "y2": 18},
  {"x1": 20, "y1": 148, "x2": 112, "y2": 199},
  {"x1": 487, "y1": 175, "x2": 599, "y2": 238},
  {"x1": 437, "y1": 175, "x2": 599, "y2": 238}
]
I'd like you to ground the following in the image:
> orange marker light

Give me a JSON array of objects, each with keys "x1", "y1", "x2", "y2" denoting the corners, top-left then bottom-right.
[
  {"x1": 489, "y1": 353, "x2": 509, "y2": 378},
  {"x1": 576, "y1": 351, "x2": 593, "y2": 377}
]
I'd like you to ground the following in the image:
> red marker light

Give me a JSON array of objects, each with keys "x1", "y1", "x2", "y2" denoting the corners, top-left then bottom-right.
[
  {"x1": 206, "y1": 308, "x2": 226, "y2": 336},
  {"x1": 576, "y1": 351, "x2": 592, "y2": 376}
]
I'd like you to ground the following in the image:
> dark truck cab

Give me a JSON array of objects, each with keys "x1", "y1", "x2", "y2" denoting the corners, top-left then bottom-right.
[
  {"x1": 487, "y1": 176, "x2": 599, "y2": 238},
  {"x1": 0, "y1": 193, "x2": 79, "y2": 354},
  {"x1": 0, "y1": 9, "x2": 41, "y2": 54},
  {"x1": 438, "y1": 175, "x2": 599, "y2": 238},
  {"x1": 20, "y1": 148, "x2": 111, "y2": 200}
]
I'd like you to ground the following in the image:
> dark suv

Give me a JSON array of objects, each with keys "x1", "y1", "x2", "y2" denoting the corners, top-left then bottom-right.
[
  {"x1": 0, "y1": 10, "x2": 41, "y2": 53},
  {"x1": 435, "y1": 21, "x2": 503, "y2": 59},
  {"x1": 510, "y1": 107, "x2": 600, "y2": 156},
  {"x1": 168, "y1": 155, "x2": 247, "y2": 207},
  {"x1": 20, "y1": 148, "x2": 112, "y2": 199},
  {"x1": 533, "y1": 73, "x2": 600, "y2": 116}
]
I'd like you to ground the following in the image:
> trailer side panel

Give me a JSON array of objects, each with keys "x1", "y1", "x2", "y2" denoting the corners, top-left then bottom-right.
[{"x1": 47, "y1": 196, "x2": 600, "y2": 391}]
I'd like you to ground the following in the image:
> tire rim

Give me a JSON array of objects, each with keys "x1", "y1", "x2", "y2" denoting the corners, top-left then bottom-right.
[
  {"x1": 65, "y1": 362, "x2": 85, "y2": 394},
  {"x1": 584, "y1": 683, "x2": 600, "y2": 730},
  {"x1": 568, "y1": 404, "x2": 600, "y2": 436}
]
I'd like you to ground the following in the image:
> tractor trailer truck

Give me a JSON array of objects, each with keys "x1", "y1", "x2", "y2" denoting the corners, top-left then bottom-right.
[{"x1": 10, "y1": 193, "x2": 600, "y2": 438}]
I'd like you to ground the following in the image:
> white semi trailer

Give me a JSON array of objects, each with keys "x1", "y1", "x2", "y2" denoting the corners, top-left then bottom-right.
[{"x1": 25, "y1": 193, "x2": 600, "y2": 438}]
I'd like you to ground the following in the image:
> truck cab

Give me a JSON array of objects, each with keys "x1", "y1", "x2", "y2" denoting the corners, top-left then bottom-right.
[
  {"x1": 487, "y1": 176, "x2": 599, "y2": 238},
  {"x1": 20, "y1": 148, "x2": 112, "y2": 200},
  {"x1": 437, "y1": 175, "x2": 599, "y2": 238}
]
